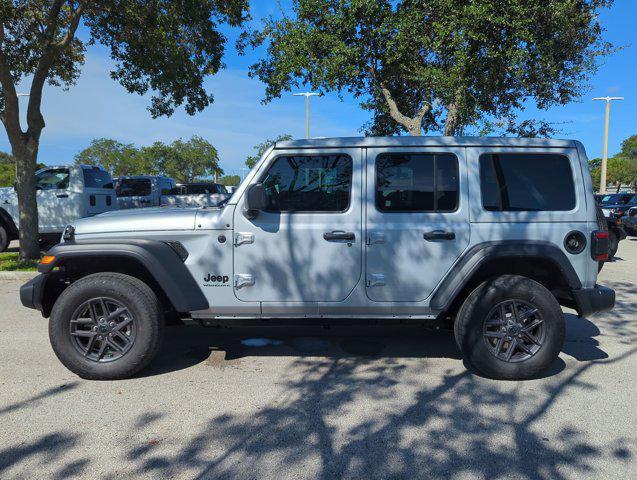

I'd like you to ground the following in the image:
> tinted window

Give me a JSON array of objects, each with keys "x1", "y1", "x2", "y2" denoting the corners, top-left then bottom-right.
[
  {"x1": 376, "y1": 153, "x2": 458, "y2": 212},
  {"x1": 36, "y1": 169, "x2": 70, "y2": 190},
  {"x1": 262, "y1": 155, "x2": 352, "y2": 212},
  {"x1": 115, "y1": 178, "x2": 152, "y2": 197},
  {"x1": 480, "y1": 153, "x2": 575, "y2": 211},
  {"x1": 83, "y1": 168, "x2": 113, "y2": 189}
]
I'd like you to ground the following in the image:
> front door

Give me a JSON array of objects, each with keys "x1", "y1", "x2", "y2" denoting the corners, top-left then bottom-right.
[
  {"x1": 365, "y1": 147, "x2": 470, "y2": 302},
  {"x1": 35, "y1": 167, "x2": 79, "y2": 232},
  {"x1": 233, "y1": 148, "x2": 362, "y2": 303}
]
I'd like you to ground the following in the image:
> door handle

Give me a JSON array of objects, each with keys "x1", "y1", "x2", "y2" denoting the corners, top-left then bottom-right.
[
  {"x1": 423, "y1": 230, "x2": 455, "y2": 241},
  {"x1": 323, "y1": 231, "x2": 355, "y2": 242},
  {"x1": 56, "y1": 194, "x2": 69, "y2": 198}
]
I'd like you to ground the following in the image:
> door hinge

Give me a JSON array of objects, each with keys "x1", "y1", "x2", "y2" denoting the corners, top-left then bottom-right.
[
  {"x1": 366, "y1": 232, "x2": 386, "y2": 245},
  {"x1": 234, "y1": 274, "x2": 255, "y2": 288},
  {"x1": 366, "y1": 274, "x2": 386, "y2": 287},
  {"x1": 234, "y1": 232, "x2": 255, "y2": 246}
]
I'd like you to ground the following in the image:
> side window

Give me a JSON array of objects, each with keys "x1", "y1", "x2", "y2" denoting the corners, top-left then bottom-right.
[
  {"x1": 261, "y1": 155, "x2": 353, "y2": 212},
  {"x1": 376, "y1": 153, "x2": 458, "y2": 212},
  {"x1": 480, "y1": 153, "x2": 575, "y2": 212},
  {"x1": 115, "y1": 179, "x2": 152, "y2": 197},
  {"x1": 36, "y1": 168, "x2": 70, "y2": 190},
  {"x1": 83, "y1": 168, "x2": 114, "y2": 189}
]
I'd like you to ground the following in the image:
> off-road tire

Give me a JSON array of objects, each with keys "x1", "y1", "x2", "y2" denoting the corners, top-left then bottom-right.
[
  {"x1": 454, "y1": 275, "x2": 565, "y2": 380},
  {"x1": 0, "y1": 224, "x2": 9, "y2": 252},
  {"x1": 49, "y1": 272, "x2": 164, "y2": 380}
]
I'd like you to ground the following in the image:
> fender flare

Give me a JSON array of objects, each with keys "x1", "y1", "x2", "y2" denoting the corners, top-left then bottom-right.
[
  {"x1": 38, "y1": 239, "x2": 208, "y2": 313},
  {"x1": 430, "y1": 241, "x2": 582, "y2": 311},
  {"x1": 0, "y1": 207, "x2": 18, "y2": 237}
]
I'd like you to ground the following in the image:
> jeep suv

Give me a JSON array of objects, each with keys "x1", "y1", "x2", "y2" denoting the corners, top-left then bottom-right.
[{"x1": 20, "y1": 137, "x2": 615, "y2": 380}]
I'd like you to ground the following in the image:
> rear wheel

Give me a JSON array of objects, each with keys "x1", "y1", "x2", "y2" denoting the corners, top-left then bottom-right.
[
  {"x1": 454, "y1": 275, "x2": 565, "y2": 380},
  {"x1": 608, "y1": 229, "x2": 619, "y2": 259},
  {"x1": 0, "y1": 224, "x2": 9, "y2": 252},
  {"x1": 49, "y1": 273, "x2": 164, "y2": 380}
]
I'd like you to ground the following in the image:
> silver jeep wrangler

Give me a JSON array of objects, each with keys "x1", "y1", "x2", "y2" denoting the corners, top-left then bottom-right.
[{"x1": 20, "y1": 137, "x2": 615, "y2": 380}]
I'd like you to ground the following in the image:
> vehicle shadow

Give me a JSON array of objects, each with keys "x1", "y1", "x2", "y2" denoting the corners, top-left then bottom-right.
[{"x1": 140, "y1": 311, "x2": 607, "y2": 379}]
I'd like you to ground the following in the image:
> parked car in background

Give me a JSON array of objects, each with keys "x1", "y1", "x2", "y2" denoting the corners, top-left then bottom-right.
[
  {"x1": 620, "y1": 206, "x2": 637, "y2": 235},
  {"x1": 114, "y1": 175, "x2": 176, "y2": 209},
  {"x1": 0, "y1": 165, "x2": 116, "y2": 251},
  {"x1": 592, "y1": 193, "x2": 633, "y2": 259},
  {"x1": 161, "y1": 182, "x2": 229, "y2": 208}
]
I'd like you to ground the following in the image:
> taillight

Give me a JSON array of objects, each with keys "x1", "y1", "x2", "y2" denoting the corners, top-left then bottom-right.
[{"x1": 591, "y1": 230, "x2": 609, "y2": 261}]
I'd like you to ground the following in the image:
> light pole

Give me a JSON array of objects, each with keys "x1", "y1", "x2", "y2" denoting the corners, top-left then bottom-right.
[
  {"x1": 17, "y1": 93, "x2": 29, "y2": 97},
  {"x1": 593, "y1": 96, "x2": 624, "y2": 193},
  {"x1": 293, "y1": 92, "x2": 319, "y2": 139}
]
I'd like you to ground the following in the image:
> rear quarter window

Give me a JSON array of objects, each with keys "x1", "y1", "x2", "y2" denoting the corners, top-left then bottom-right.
[
  {"x1": 480, "y1": 153, "x2": 576, "y2": 212},
  {"x1": 83, "y1": 168, "x2": 114, "y2": 189}
]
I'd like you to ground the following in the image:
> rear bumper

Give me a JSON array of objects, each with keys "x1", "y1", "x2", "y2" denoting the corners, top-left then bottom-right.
[
  {"x1": 571, "y1": 284, "x2": 615, "y2": 318},
  {"x1": 20, "y1": 274, "x2": 46, "y2": 311}
]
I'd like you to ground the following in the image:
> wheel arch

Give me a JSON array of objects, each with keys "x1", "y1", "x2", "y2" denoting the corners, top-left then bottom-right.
[
  {"x1": 37, "y1": 239, "x2": 208, "y2": 317},
  {"x1": 432, "y1": 241, "x2": 582, "y2": 317}
]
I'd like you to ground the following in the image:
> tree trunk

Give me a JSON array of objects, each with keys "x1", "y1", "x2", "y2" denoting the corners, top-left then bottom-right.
[
  {"x1": 12, "y1": 137, "x2": 40, "y2": 260},
  {"x1": 444, "y1": 103, "x2": 461, "y2": 136},
  {"x1": 379, "y1": 85, "x2": 429, "y2": 136}
]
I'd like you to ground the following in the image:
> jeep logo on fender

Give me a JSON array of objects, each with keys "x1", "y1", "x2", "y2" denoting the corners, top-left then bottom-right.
[{"x1": 204, "y1": 274, "x2": 229, "y2": 283}]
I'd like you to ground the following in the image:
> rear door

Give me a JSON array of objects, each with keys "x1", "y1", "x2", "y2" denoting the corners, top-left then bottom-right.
[
  {"x1": 233, "y1": 148, "x2": 363, "y2": 303},
  {"x1": 82, "y1": 167, "x2": 116, "y2": 216},
  {"x1": 115, "y1": 178, "x2": 153, "y2": 209},
  {"x1": 35, "y1": 167, "x2": 80, "y2": 232},
  {"x1": 365, "y1": 147, "x2": 470, "y2": 302}
]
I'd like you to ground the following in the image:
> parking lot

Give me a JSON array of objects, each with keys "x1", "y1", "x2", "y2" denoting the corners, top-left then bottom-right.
[{"x1": 0, "y1": 241, "x2": 635, "y2": 480}]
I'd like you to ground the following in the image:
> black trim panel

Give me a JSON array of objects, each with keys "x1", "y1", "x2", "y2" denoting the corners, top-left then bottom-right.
[
  {"x1": 571, "y1": 284, "x2": 615, "y2": 317},
  {"x1": 430, "y1": 241, "x2": 582, "y2": 311},
  {"x1": 38, "y1": 239, "x2": 208, "y2": 312}
]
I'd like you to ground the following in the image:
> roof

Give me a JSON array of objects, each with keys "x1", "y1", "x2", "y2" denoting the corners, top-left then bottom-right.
[{"x1": 275, "y1": 136, "x2": 578, "y2": 149}]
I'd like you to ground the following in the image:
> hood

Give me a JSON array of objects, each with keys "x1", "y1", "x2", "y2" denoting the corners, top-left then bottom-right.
[{"x1": 73, "y1": 207, "x2": 199, "y2": 235}]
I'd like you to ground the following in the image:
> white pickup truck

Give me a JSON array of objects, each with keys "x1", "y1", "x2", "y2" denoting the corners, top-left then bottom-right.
[
  {"x1": 160, "y1": 182, "x2": 230, "y2": 208},
  {"x1": 0, "y1": 165, "x2": 116, "y2": 251},
  {"x1": 114, "y1": 175, "x2": 176, "y2": 209}
]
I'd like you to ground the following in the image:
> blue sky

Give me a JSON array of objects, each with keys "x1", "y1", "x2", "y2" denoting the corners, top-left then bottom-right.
[{"x1": 2, "y1": 0, "x2": 636, "y2": 177}]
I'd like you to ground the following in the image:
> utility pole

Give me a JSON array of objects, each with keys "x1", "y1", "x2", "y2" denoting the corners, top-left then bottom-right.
[
  {"x1": 593, "y1": 96, "x2": 624, "y2": 193},
  {"x1": 293, "y1": 92, "x2": 319, "y2": 139},
  {"x1": 17, "y1": 93, "x2": 30, "y2": 97}
]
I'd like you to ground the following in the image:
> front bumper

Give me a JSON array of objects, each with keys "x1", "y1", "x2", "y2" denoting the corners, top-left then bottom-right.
[
  {"x1": 20, "y1": 274, "x2": 46, "y2": 311},
  {"x1": 571, "y1": 284, "x2": 615, "y2": 318}
]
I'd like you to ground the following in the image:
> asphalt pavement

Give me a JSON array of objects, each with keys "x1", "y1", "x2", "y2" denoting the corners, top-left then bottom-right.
[{"x1": 0, "y1": 240, "x2": 636, "y2": 479}]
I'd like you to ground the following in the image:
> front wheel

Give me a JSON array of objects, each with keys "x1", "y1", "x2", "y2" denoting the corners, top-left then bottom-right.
[
  {"x1": 454, "y1": 275, "x2": 565, "y2": 380},
  {"x1": 49, "y1": 273, "x2": 164, "y2": 380}
]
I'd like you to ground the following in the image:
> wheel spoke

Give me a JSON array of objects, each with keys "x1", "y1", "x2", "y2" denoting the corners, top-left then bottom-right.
[
  {"x1": 484, "y1": 331, "x2": 505, "y2": 339},
  {"x1": 113, "y1": 330, "x2": 131, "y2": 345},
  {"x1": 88, "y1": 301, "x2": 100, "y2": 322},
  {"x1": 504, "y1": 338, "x2": 517, "y2": 361},
  {"x1": 517, "y1": 340, "x2": 533, "y2": 355},
  {"x1": 71, "y1": 317, "x2": 94, "y2": 325},
  {"x1": 113, "y1": 316, "x2": 133, "y2": 331},
  {"x1": 71, "y1": 330, "x2": 94, "y2": 338},
  {"x1": 521, "y1": 330, "x2": 541, "y2": 346},
  {"x1": 522, "y1": 318, "x2": 544, "y2": 332},
  {"x1": 106, "y1": 307, "x2": 127, "y2": 322},
  {"x1": 494, "y1": 335, "x2": 506, "y2": 356},
  {"x1": 485, "y1": 319, "x2": 503, "y2": 327},
  {"x1": 107, "y1": 338, "x2": 124, "y2": 353},
  {"x1": 96, "y1": 339, "x2": 108, "y2": 360},
  {"x1": 518, "y1": 308, "x2": 539, "y2": 322},
  {"x1": 84, "y1": 335, "x2": 97, "y2": 356}
]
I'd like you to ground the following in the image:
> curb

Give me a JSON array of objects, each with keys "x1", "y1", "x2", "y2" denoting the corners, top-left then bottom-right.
[{"x1": 0, "y1": 271, "x2": 38, "y2": 280}]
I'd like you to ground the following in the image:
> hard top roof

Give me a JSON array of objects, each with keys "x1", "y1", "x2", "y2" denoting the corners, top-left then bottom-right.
[{"x1": 275, "y1": 136, "x2": 578, "y2": 149}]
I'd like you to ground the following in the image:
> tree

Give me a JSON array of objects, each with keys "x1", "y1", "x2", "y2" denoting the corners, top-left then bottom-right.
[
  {"x1": 152, "y1": 136, "x2": 221, "y2": 182},
  {"x1": 74, "y1": 138, "x2": 150, "y2": 177},
  {"x1": 220, "y1": 175, "x2": 240, "y2": 187},
  {"x1": 246, "y1": 134, "x2": 292, "y2": 169},
  {"x1": 0, "y1": 1, "x2": 249, "y2": 259},
  {"x1": 0, "y1": 151, "x2": 44, "y2": 187},
  {"x1": 589, "y1": 134, "x2": 637, "y2": 192},
  {"x1": 241, "y1": 0, "x2": 613, "y2": 137},
  {"x1": 76, "y1": 136, "x2": 223, "y2": 183}
]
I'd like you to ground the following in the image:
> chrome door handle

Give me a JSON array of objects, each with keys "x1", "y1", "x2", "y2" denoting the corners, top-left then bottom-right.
[
  {"x1": 323, "y1": 231, "x2": 355, "y2": 242},
  {"x1": 56, "y1": 194, "x2": 69, "y2": 198},
  {"x1": 423, "y1": 230, "x2": 455, "y2": 241}
]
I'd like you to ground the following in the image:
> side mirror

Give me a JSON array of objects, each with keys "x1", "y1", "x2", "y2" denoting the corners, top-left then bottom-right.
[{"x1": 244, "y1": 183, "x2": 266, "y2": 219}]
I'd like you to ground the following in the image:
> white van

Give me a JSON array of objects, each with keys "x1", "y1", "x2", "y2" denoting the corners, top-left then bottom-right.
[{"x1": 0, "y1": 165, "x2": 116, "y2": 251}]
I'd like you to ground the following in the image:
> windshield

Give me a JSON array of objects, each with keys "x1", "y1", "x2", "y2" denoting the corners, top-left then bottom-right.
[
  {"x1": 36, "y1": 168, "x2": 70, "y2": 190},
  {"x1": 600, "y1": 194, "x2": 634, "y2": 205}
]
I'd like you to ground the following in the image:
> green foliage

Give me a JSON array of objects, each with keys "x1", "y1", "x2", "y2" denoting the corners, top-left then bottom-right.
[
  {"x1": 220, "y1": 175, "x2": 241, "y2": 187},
  {"x1": 75, "y1": 136, "x2": 222, "y2": 182},
  {"x1": 246, "y1": 134, "x2": 293, "y2": 169},
  {"x1": 241, "y1": 0, "x2": 614, "y2": 136},
  {"x1": 589, "y1": 134, "x2": 637, "y2": 191},
  {"x1": 0, "y1": 152, "x2": 45, "y2": 187},
  {"x1": 0, "y1": 252, "x2": 38, "y2": 271}
]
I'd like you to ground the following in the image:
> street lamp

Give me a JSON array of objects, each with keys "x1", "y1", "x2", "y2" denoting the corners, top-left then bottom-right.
[
  {"x1": 293, "y1": 92, "x2": 319, "y2": 139},
  {"x1": 593, "y1": 96, "x2": 624, "y2": 194}
]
